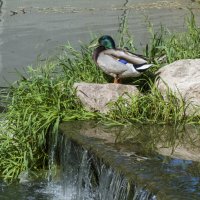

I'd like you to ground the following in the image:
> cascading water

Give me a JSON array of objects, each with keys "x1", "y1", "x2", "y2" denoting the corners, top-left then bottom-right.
[{"x1": 45, "y1": 133, "x2": 156, "y2": 200}]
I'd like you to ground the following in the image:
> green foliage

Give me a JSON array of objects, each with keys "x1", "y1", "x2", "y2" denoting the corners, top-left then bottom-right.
[
  {"x1": 117, "y1": 9, "x2": 136, "y2": 51},
  {"x1": 145, "y1": 11, "x2": 200, "y2": 67},
  {"x1": 59, "y1": 43, "x2": 106, "y2": 84},
  {"x1": 0, "y1": 61, "x2": 97, "y2": 181},
  {"x1": 104, "y1": 79, "x2": 199, "y2": 125}
]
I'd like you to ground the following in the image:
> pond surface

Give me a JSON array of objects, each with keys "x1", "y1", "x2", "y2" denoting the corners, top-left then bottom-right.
[
  {"x1": 1, "y1": 121, "x2": 200, "y2": 199},
  {"x1": 0, "y1": 0, "x2": 200, "y2": 86}
]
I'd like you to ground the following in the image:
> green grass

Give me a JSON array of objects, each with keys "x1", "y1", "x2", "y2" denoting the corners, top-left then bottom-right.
[
  {"x1": 0, "y1": 12, "x2": 200, "y2": 182},
  {"x1": 104, "y1": 79, "x2": 200, "y2": 125},
  {"x1": 0, "y1": 62, "x2": 98, "y2": 181},
  {"x1": 59, "y1": 42, "x2": 106, "y2": 84},
  {"x1": 145, "y1": 11, "x2": 200, "y2": 67}
]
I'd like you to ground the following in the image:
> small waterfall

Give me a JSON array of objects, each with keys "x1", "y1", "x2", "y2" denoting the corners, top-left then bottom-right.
[{"x1": 50, "y1": 134, "x2": 156, "y2": 200}]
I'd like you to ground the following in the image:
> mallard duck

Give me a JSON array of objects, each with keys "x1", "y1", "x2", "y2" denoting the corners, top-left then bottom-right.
[{"x1": 91, "y1": 35, "x2": 153, "y2": 83}]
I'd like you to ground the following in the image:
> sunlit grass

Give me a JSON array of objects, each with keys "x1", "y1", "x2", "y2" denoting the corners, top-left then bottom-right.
[
  {"x1": 59, "y1": 42, "x2": 106, "y2": 84},
  {"x1": 104, "y1": 79, "x2": 200, "y2": 125},
  {"x1": 0, "y1": 61, "x2": 98, "y2": 181},
  {"x1": 145, "y1": 11, "x2": 200, "y2": 67}
]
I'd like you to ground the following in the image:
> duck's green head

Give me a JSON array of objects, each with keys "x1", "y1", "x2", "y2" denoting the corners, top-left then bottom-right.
[{"x1": 98, "y1": 35, "x2": 116, "y2": 49}]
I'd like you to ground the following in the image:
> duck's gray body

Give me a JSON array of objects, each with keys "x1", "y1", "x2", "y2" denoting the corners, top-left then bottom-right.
[{"x1": 94, "y1": 47, "x2": 152, "y2": 79}]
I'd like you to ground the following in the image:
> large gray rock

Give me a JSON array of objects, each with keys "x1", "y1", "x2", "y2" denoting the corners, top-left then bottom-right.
[
  {"x1": 73, "y1": 82, "x2": 139, "y2": 113},
  {"x1": 157, "y1": 59, "x2": 200, "y2": 114}
]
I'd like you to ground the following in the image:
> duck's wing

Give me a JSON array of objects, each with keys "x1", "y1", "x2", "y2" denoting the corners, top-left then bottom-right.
[
  {"x1": 97, "y1": 51, "x2": 128, "y2": 75},
  {"x1": 104, "y1": 49, "x2": 147, "y2": 65}
]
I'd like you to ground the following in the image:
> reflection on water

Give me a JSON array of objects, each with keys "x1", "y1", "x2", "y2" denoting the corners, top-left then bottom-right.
[
  {"x1": 113, "y1": 123, "x2": 200, "y2": 158},
  {"x1": 61, "y1": 121, "x2": 200, "y2": 160}
]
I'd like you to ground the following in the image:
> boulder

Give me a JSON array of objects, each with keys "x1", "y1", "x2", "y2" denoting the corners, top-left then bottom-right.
[
  {"x1": 73, "y1": 82, "x2": 139, "y2": 113},
  {"x1": 156, "y1": 59, "x2": 200, "y2": 114}
]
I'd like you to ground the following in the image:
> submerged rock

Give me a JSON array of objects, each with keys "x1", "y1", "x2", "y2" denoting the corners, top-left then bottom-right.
[
  {"x1": 156, "y1": 59, "x2": 200, "y2": 115},
  {"x1": 73, "y1": 82, "x2": 139, "y2": 113}
]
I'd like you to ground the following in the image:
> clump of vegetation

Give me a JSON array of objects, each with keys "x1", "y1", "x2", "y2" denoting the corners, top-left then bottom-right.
[
  {"x1": 105, "y1": 80, "x2": 198, "y2": 125},
  {"x1": 0, "y1": 12, "x2": 200, "y2": 182},
  {"x1": 59, "y1": 42, "x2": 106, "y2": 85},
  {"x1": 0, "y1": 61, "x2": 99, "y2": 181},
  {"x1": 146, "y1": 11, "x2": 200, "y2": 66}
]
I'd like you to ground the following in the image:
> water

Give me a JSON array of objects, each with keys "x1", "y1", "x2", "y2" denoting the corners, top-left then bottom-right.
[
  {"x1": 0, "y1": 137, "x2": 155, "y2": 200},
  {"x1": 0, "y1": 0, "x2": 200, "y2": 86},
  {"x1": 55, "y1": 136, "x2": 156, "y2": 200},
  {"x1": 1, "y1": 122, "x2": 200, "y2": 199}
]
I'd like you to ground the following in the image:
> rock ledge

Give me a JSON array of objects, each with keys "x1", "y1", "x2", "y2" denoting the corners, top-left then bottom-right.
[{"x1": 73, "y1": 82, "x2": 139, "y2": 113}]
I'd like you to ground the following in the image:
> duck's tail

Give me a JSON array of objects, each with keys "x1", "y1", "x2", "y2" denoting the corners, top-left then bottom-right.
[{"x1": 135, "y1": 63, "x2": 153, "y2": 72}]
